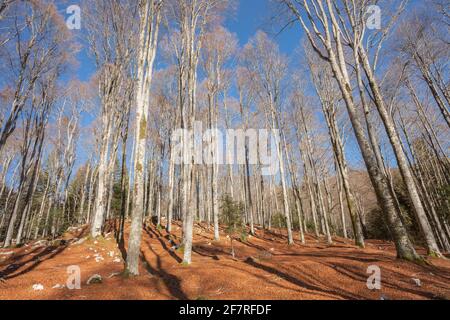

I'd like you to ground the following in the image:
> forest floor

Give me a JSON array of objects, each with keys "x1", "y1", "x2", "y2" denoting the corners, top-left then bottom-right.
[{"x1": 0, "y1": 221, "x2": 449, "y2": 300}]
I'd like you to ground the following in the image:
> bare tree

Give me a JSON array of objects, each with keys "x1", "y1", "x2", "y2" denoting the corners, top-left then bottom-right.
[
  {"x1": 127, "y1": 0, "x2": 164, "y2": 276},
  {"x1": 85, "y1": 0, "x2": 138, "y2": 239},
  {"x1": 305, "y1": 48, "x2": 365, "y2": 247},
  {"x1": 280, "y1": 0, "x2": 420, "y2": 260},
  {"x1": 202, "y1": 26, "x2": 238, "y2": 240},
  {"x1": 0, "y1": 1, "x2": 72, "y2": 152},
  {"x1": 241, "y1": 31, "x2": 294, "y2": 245}
]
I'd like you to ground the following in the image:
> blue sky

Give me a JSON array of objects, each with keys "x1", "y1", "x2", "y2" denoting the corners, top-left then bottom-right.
[
  {"x1": 226, "y1": 0, "x2": 302, "y2": 54},
  {"x1": 71, "y1": 0, "x2": 302, "y2": 82}
]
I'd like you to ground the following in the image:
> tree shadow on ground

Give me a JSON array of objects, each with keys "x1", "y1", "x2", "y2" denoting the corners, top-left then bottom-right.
[
  {"x1": 193, "y1": 245, "x2": 223, "y2": 261},
  {"x1": 145, "y1": 226, "x2": 182, "y2": 264},
  {"x1": 319, "y1": 261, "x2": 447, "y2": 299},
  {"x1": 0, "y1": 244, "x2": 68, "y2": 280},
  {"x1": 141, "y1": 242, "x2": 188, "y2": 300},
  {"x1": 0, "y1": 227, "x2": 88, "y2": 281},
  {"x1": 0, "y1": 247, "x2": 42, "y2": 266},
  {"x1": 243, "y1": 256, "x2": 359, "y2": 299}
]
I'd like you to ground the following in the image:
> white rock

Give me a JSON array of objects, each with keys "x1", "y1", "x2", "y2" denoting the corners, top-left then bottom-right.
[
  {"x1": 108, "y1": 251, "x2": 115, "y2": 257},
  {"x1": 412, "y1": 278, "x2": 422, "y2": 287},
  {"x1": 32, "y1": 284, "x2": 44, "y2": 291},
  {"x1": 113, "y1": 257, "x2": 122, "y2": 263},
  {"x1": 108, "y1": 272, "x2": 121, "y2": 278},
  {"x1": 74, "y1": 238, "x2": 86, "y2": 245},
  {"x1": 86, "y1": 274, "x2": 102, "y2": 285},
  {"x1": 33, "y1": 240, "x2": 48, "y2": 248},
  {"x1": 52, "y1": 284, "x2": 65, "y2": 289}
]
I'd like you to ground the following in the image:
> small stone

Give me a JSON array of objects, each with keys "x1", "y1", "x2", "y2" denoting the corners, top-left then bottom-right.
[
  {"x1": 412, "y1": 278, "x2": 422, "y2": 287},
  {"x1": 108, "y1": 272, "x2": 121, "y2": 278},
  {"x1": 74, "y1": 238, "x2": 86, "y2": 245},
  {"x1": 32, "y1": 284, "x2": 44, "y2": 291},
  {"x1": 32, "y1": 240, "x2": 48, "y2": 248},
  {"x1": 52, "y1": 284, "x2": 65, "y2": 289},
  {"x1": 86, "y1": 274, "x2": 102, "y2": 285}
]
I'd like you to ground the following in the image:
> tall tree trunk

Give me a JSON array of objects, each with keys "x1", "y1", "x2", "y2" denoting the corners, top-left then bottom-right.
[
  {"x1": 91, "y1": 113, "x2": 111, "y2": 238},
  {"x1": 127, "y1": 0, "x2": 162, "y2": 275},
  {"x1": 359, "y1": 47, "x2": 442, "y2": 257}
]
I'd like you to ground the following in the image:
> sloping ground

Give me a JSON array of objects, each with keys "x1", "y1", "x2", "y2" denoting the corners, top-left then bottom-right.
[{"x1": 0, "y1": 222, "x2": 449, "y2": 300}]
